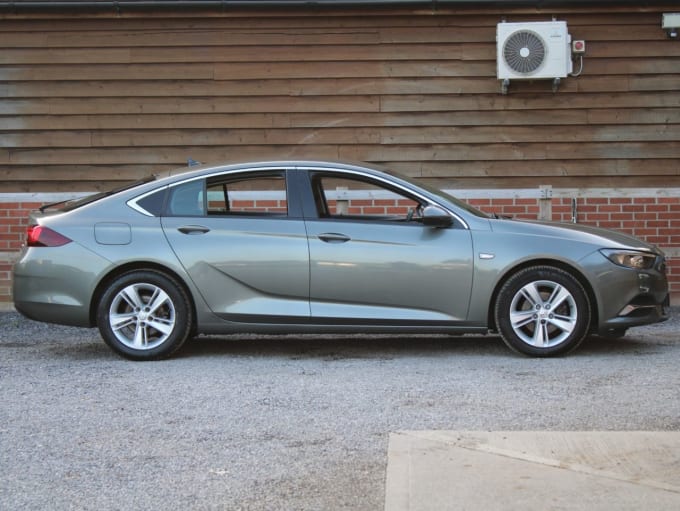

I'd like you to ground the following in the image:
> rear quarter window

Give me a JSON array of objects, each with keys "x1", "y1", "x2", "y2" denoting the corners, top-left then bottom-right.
[{"x1": 135, "y1": 188, "x2": 167, "y2": 216}]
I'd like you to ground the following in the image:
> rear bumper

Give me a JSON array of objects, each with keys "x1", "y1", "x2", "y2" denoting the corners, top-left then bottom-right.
[
  {"x1": 13, "y1": 300, "x2": 92, "y2": 327},
  {"x1": 12, "y1": 244, "x2": 110, "y2": 327}
]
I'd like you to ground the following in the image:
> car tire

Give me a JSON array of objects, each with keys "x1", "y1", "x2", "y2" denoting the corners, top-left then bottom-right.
[
  {"x1": 494, "y1": 265, "x2": 591, "y2": 357},
  {"x1": 96, "y1": 270, "x2": 193, "y2": 360}
]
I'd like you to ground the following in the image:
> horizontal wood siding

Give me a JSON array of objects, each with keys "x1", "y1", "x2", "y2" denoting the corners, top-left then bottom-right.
[{"x1": 0, "y1": 4, "x2": 679, "y2": 191}]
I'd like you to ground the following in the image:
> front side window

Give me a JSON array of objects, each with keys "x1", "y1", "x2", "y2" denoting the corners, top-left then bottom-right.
[{"x1": 311, "y1": 174, "x2": 422, "y2": 222}]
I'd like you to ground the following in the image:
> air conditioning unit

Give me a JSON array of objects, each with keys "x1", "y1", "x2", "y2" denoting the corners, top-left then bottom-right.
[{"x1": 497, "y1": 21, "x2": 572, "y2": 92}]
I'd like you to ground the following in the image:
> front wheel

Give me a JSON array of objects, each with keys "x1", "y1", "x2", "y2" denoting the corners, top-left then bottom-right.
[
  {"x1": 494, "y1": 266, "x2": 591, "y2": 357},
  {"x1": 96, "y1": 270, "x2": 193, "y2": 360}
]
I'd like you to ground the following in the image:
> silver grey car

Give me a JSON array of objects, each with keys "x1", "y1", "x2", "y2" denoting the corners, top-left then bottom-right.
[{"x1": 13, "y1": 160, "x2": 669, "y2": 360}]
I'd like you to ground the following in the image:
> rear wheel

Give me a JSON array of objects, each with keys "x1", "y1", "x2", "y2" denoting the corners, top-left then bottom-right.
[
  {"x1": 494, "y1": 266, "x2": 591, "y2": 357},
  {"x1": 96, "y1": 270, "x2": 193, "y2": 360}
]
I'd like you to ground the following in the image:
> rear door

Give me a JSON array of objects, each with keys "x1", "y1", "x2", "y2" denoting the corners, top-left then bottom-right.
[{"x1": 161, "y1": 168, "x2": 310, "y2": 321}]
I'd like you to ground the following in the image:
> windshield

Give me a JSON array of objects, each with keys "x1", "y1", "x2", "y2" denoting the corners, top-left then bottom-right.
[{"x1": 39, "y1": 175, "x2": 157, "y2": 213}]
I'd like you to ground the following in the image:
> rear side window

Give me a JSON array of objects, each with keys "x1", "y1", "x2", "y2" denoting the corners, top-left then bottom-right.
[
  {"x1": 206, "y1": 172, "x2": 287, "y2": 216},
  {"x1": 167, "y1": 180, "x2": 206, "y2": 217}
]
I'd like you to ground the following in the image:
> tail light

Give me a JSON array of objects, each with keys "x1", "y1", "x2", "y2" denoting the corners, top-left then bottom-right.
[{"x1": 26, "y1": 225, "x2": 72, "y2": 247}]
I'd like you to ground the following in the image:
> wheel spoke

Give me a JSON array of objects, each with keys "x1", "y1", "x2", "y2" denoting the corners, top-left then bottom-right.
[
  {"x1": 520, "y1": 282, "x2": 543, "y2": 307},
  {"x1": 511, "y1": 309, "x2": 536, "y2": 329},
  {"x1": 547, "y1": 285, "x2": 571, "y2": 310},
  {"x1": 147, "y1": 316, "x2": 174, "y2": 335},
  {"x1": 146, "y1": 288, "x2": 170, "y2": 316},
  {"x1": 110, "y1": 312, "x2": 137, "y2": 331},
  {"x1": 548, "y1": 315, "x2": 576, "y2": 334},
  {"x1": 532, "y1": 321, "x2": 550, "y2": 347},
  {"x1": 120, "y1": 284, "x2": 144, "y2": 310},
  {"x1": 133, "y1": 323, "x2": 147, "y2": 348}
]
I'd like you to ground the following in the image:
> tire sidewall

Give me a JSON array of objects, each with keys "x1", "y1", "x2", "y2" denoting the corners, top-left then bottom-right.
[
  {"x1": 96, "y1": 270, "x2": 192, "y2": 360},
  {"x1": 495, "y1": 266, "x2": 591, "y2": 357}
]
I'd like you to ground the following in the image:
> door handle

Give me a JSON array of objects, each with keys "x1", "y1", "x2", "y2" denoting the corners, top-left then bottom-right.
[
  {"x1": 318, "y1": 233, "x2": 351, "y2": 243},
  {"x1": 178, "y1": 225, "x2": 210, "y2": 235}
]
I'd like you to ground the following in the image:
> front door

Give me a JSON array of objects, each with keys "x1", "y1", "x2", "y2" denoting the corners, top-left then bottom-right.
[{"x1": 304, "y1": 171, "x2": 474, "y2": 323}]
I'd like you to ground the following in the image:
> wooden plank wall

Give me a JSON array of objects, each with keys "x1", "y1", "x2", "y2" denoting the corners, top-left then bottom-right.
[{"x1": 0, "y1": 4, "x2": 679, "y2": 192}]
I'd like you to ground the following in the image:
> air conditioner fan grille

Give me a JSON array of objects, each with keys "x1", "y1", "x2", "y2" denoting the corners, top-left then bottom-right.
[{"x1": 503, "y1": 30, "x2": 546, "y2": 74}]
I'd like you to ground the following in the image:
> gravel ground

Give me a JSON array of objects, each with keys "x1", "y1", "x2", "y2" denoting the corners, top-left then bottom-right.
[{"x1": 1, "y1": 309, "x2": 679, "y2": 510}]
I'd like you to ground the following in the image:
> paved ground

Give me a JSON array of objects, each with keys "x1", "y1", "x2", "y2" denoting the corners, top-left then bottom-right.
[
  {"x1": 385, "y1": 431, "x2": 680, "y2": 510},
  {"x1": 1, "y1": 309, "x2": 678, "y2": 510}
]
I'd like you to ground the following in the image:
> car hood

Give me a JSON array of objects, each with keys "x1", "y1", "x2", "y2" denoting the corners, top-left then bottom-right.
[{"x1": 488, "y1": 218, "x2": 662, "y2": 254}]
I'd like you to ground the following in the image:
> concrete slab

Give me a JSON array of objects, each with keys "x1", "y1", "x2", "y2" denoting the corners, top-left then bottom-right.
[{"x1": 385, "y1": 431, "x2": 680, "y2": 511}]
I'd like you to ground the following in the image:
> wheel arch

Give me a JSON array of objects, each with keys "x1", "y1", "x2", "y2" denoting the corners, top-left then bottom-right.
[
  {"x1": 486, "y1": 258, "x2": 598, "y2": 333},
  {"x1": 89, "y1": 261, "x2": 197, "y2": 334}
]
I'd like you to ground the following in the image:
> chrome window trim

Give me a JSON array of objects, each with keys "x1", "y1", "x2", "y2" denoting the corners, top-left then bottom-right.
[
  {"x1": 127, "y1": 186, "x2": 168, "y2": 217},
  {"x1": 128, "y1": 164, "x2": 470, "y2": 228},
  {"x1": 127, "y1": 166, "x2": 290, "y2": 216}
]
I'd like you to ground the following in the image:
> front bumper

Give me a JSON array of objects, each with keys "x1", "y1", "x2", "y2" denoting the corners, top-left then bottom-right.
[
  {"x1": 598, "y1": 293, "x2": 670, "y2": 335},
  {"x1": 585, "y1": 251, "x2": 670, "y2": 334}
]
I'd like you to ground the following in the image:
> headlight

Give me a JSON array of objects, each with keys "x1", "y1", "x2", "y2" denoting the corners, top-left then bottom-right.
[{"x1": 600, "y1": 249, "x2": 656, "y2": 270}]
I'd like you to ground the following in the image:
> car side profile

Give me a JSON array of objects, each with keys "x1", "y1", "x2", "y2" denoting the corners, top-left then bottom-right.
[{"x1": 13, "y1": 160, "x2": 669, "y2": 360}]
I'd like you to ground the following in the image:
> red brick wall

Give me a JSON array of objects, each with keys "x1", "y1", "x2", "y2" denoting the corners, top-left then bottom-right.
[
  {"x1": 2, "y1": 197, "x2": 678, "y2": 306},
  {"x1": 1, "y1": 202, "x2": 41, "y2": 252},
  {"x1": 1, "y1": 202, "x2": 41, "y2": 304},
  {"x1": 208, "y1": 199, "x2": 288, "y2": 214},
  {"x1": 0, "y1": 259, "x2": 11, "y2": 303}
]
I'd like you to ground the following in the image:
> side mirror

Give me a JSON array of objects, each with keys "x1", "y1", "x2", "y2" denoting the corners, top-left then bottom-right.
[{"x1": 422, "y1": 205, "x2": 453, "y2": 228}]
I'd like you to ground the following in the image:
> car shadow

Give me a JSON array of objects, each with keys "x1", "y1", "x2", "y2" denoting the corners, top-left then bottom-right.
[
  {"x1": 574, "y1": 334, "x2": 669, "y2": 356},
  {"x1": 36, "y1": 333, "x2": 669, "y2": 362},
  {"x1": 181, "y1": 331, "x2": 673, "y2": 360},
  {"x1": 180, "y1": 333, "x2": 510, "y2": 360}
]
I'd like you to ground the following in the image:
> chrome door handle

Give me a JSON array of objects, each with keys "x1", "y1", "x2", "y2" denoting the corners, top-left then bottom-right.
[
  {"x1": 178, "y1": 225, "x2": 210, "y2": 235},
  {"x1": 318, "y1": 233, "x2": 351, "y2": 243}
]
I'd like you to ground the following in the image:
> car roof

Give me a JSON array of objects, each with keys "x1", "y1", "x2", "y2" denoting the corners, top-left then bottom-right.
[{"x1": 158, "y1": 159, "x2": 388, "y2": 182}]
